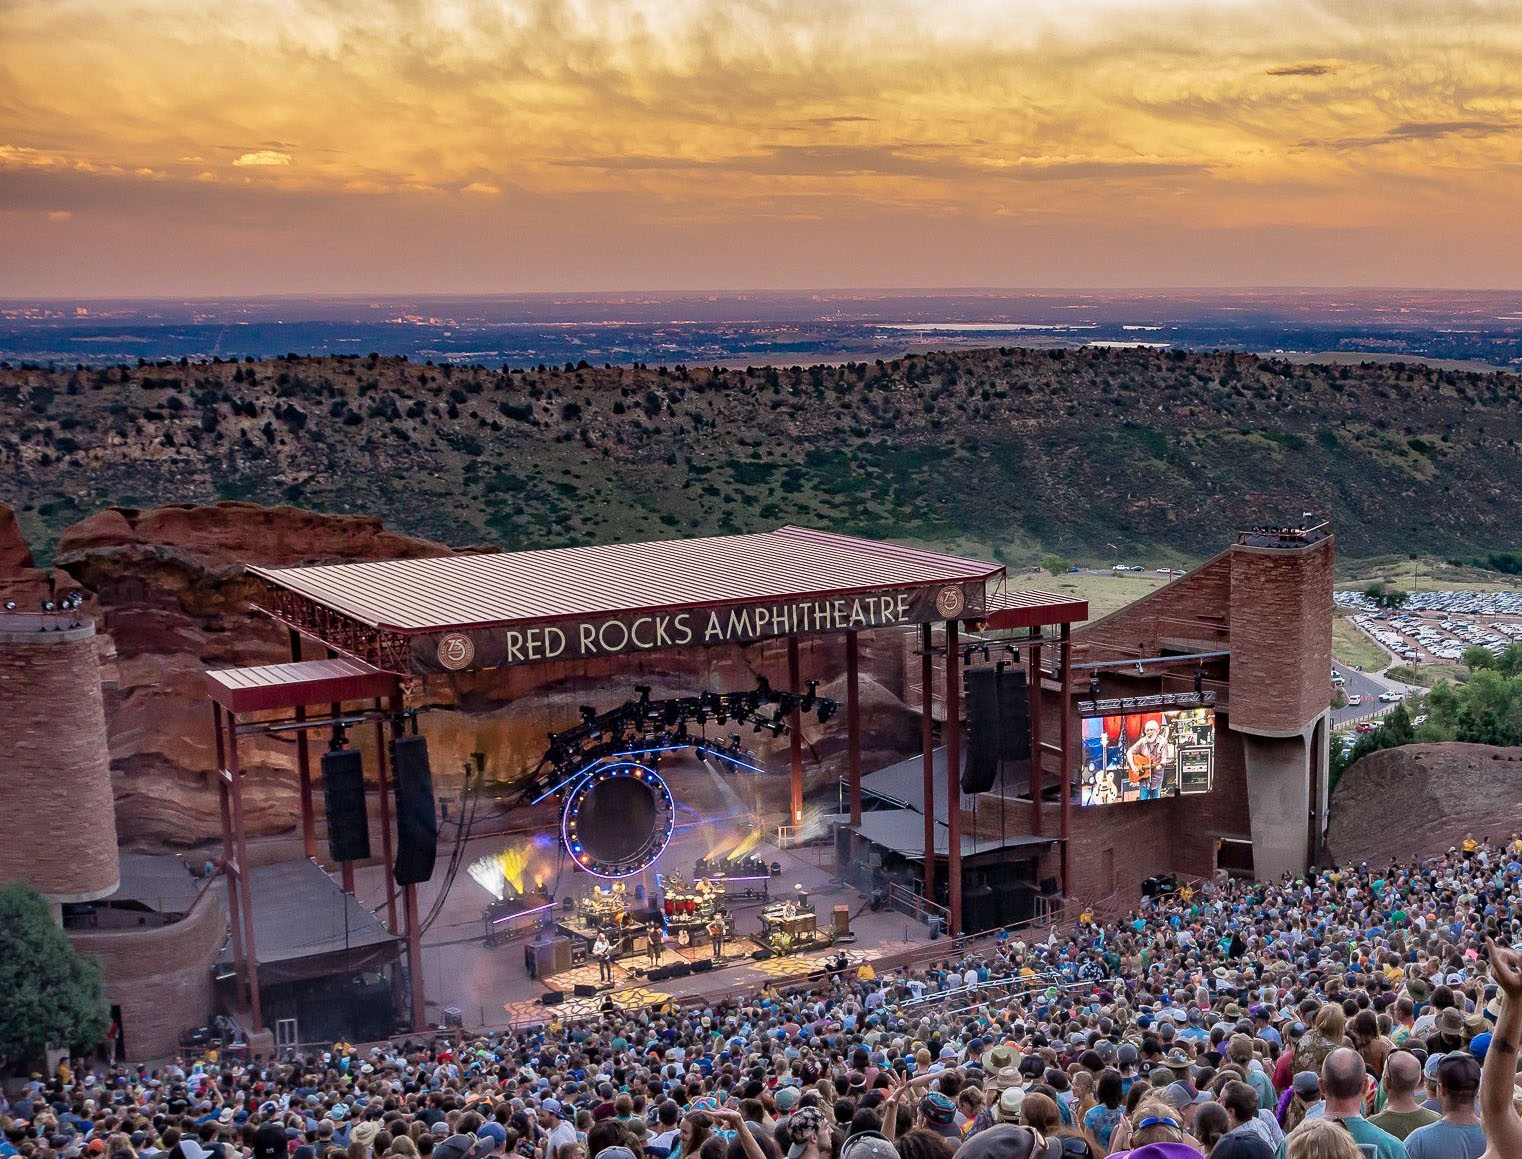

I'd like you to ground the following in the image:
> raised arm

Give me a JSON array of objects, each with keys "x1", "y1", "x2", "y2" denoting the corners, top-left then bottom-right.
[
  {"x1": 1482, "y1": 938, "x2": 1522, "y2": 1159},
  {"x1": 711, "y1": 1107, "x2": 765, "y2": 1159}
]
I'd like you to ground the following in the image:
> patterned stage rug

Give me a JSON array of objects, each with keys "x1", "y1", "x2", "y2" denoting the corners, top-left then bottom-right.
[
  {"x1": 746, "y1": 947, "x2": 869, "y2": 979},
  {"x1": 540, "y1": 942, "x2": 755, "y2": 991},
  {"x1": 502, "y1": 984, "x2": 674, "y2": 1027}
]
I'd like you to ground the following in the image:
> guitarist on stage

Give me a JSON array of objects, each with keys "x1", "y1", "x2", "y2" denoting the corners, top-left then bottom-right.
[{"x1": 1126, "y1": 717, "x2": 1174, "y2": 801}]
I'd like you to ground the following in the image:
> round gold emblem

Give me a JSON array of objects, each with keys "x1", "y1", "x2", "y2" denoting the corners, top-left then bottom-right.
[
  {"x1": 436, "y1": 632, "x2": 475, "y2": 671},
  {"x1": 935, "y1": 586, "x2": 966, "y2": 619}
]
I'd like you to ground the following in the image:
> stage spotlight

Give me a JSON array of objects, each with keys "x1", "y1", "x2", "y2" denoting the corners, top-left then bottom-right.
[
  {"x1": 2, "y1": 601, "x2": 15, "y2": 611},
  {"x1": 580, "y1": 705, "x2": 598, "y2": 723},
  {"x1": 816, "y1": 702, "x2": 835, "y2": 724},
  {"x1": 800, "y1": 680, "x2": 818, "y2": 712},
  {"x1": 635, "y1": 684, "x2": 651, "y2": 704},
  {"x1": 43, "y1": 600, "x2": 55, "y2": 612},
  {"x1": 1134, "y1": 661, "x2": 1145, "y2": 676},
  {"x1": 1194, "y1": 666, "x2": 1204, "y2": 694}
]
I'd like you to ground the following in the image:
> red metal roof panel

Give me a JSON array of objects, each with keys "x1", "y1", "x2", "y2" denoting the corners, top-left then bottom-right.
[
  {"x1": 205, "y1": 657, "x2": 400, "y2": 713},
  {"x1": 983, "y1": 589, "x2": 1090, "y2": 630},
  {"x1": 249, "y1": 525, "x2": 1003, "y2": 633}
]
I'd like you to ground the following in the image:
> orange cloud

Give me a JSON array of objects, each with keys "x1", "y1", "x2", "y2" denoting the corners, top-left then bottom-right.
[{"x1": 1, "y1": 0, "x2": 1520, "y2": 293}]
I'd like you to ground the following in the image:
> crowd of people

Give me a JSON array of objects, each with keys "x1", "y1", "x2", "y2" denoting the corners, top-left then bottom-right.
[{"x1": 8, "y1": 839, "x2": 1522, "y2": 1159}]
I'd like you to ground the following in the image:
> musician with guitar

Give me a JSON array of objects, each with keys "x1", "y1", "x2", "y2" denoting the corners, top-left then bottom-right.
[{"x1": 1126, "y1": 717, "x2": 1174, "y2": 800}]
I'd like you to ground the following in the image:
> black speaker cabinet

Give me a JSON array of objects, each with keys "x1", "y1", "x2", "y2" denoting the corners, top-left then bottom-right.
[
  {"x1": 539, "y1": 990, "x2": 564, "y2": 1006},
  {"x1": 321, "y1": 748, "x2": 370, "y2": 862},
  {"x1": 573, "y1": 983, "x2": 598, "y2": 997},
  {"x1": 691, "y1": 959, "x2": 713, "y2": 973},
  {"x1": 391, "y1": 734, "x2": 438, "y2": 885},
  {"x1": 668, "y1": 961, "x2": 691, "y2": 978}
]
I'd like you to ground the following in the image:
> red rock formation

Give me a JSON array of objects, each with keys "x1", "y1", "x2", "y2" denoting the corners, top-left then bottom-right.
[{"x1": 1326, "y1": 742, "x2": 1522, "y2": 863}]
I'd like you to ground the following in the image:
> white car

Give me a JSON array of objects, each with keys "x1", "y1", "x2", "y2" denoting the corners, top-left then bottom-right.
[
  {"x1": 1345, "y1": 694, "x2": 1363, "y2": 706},
  {"x1": 1379, "y1": 691, "x2": 1402, "y2": 703}
]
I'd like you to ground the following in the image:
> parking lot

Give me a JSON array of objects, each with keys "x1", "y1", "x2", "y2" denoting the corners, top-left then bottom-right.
[{"x1": 1334, "y1": 589, "x2": 1522, "y2": 663}]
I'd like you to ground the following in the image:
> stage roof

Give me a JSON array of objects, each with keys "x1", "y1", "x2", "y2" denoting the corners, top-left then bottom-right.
[
  {"x1": 205, "y1": 657, "x2": 399, "y2": 713},
  {"x1": 851, "y1": 809, "x2": 1052, "y2": 860},
  {"x1": 224, "y1": 860, "x2": 399, "y2": 986},
  {"x1": 108, "y1": 853, "x2": 202, "y2": 913},
  {"x1": 250, "y1": 525, "x2": 1017, "y2": 674},
  {"x1": 251, "y1": 526, "x2": 1001, "y2": 633},
  {"x1": 983, "y1": 588, "x2": 1089, "y2": 630}
]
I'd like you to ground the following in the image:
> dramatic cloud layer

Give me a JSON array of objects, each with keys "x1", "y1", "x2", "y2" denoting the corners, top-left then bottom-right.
[{"x1": 2, "y1": 0, "x2": 1520, "y2": 293}]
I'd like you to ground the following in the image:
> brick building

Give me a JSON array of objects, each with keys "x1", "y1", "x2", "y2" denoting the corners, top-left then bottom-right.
[
  {"x1": 968, "y1": 525, "x2": 1334, "y2": 909},
  {"x1": 848, "y1": 525, "x2": 1333, "y2": 923}
]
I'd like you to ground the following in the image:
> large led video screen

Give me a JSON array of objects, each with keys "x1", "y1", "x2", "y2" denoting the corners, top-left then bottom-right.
[{"x1": 1079, "y1": 707, "x2": 1215, "y2": 806}]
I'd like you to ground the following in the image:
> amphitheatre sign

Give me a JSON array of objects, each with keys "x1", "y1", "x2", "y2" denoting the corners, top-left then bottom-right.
[{"x1": 415, "y1": 580, "x2": 985, "y2": 674}]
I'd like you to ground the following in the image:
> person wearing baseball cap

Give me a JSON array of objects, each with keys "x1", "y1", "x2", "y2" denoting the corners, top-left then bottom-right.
[{"x1": 919, "y1": 1092, "x2": 960, "y2": 1140}]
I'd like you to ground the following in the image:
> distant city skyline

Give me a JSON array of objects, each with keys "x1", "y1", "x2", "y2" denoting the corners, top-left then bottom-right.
[{"x1": 3, "y1": 0, "x2": 1521, "y2": 296}]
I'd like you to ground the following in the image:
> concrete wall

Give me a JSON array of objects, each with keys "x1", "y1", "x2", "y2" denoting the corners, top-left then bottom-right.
[
  {"x1": 0, "y1": 620, "x2": 119, "y2": 902},
  {"x1": 69, "y1": 885, "x2": 226, "y2": 1061},
  {"x1": 1240, "y1": 723, "x2": 1322, "y2": 880}
]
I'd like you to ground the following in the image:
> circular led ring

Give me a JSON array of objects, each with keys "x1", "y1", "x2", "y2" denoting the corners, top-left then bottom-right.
[{"x1": 560, "y1": 761, "x2": 675, "y2": 878}]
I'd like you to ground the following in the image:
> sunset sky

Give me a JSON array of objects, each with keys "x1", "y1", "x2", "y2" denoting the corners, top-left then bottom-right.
[{"x1": 3, "y1": 0, "x2": 1521, "y2": 295}]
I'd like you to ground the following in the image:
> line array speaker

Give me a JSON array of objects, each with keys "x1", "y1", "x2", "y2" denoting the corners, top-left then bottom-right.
[
  {"x1": 321, "y1": 748, "x2": 370, "y2": 862},
  {"x1": 391, "y1": 735, "x2": 438, "y2": 885}
]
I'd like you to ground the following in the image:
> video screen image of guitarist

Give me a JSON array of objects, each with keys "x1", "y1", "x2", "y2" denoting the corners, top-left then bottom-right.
[{"x1": 1078, "y1": 707, "x2": 1215, "y2": 806}]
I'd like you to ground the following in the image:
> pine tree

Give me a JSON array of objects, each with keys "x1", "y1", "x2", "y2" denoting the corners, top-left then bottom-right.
[{"x1": 0, "y1": 882, "x2": 109, "y2": 1065}]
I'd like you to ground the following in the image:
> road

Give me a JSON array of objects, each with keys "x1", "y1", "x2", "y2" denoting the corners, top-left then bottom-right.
[{"x1": 1331, "y1": 661, "x2": 1404, "y2": 727}]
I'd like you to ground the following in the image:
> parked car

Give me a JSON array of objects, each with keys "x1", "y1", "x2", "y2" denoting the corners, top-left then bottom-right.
[
  {"x1": 1356, "y1": 721, "x2": 1378, "y2": 732},
  {"x1": 1413, "y1": 714, "x2": 1428, "y2": 726}
]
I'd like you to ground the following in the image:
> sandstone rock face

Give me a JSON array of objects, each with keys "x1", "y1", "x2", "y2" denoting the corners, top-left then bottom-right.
[
  {"x1": 15, "y1": 502, "x2": 925, "y2": 850},
  {"x1": 1326, "y1": 742, "x2": 1522, "y2": 864},
  {"x1": 0, "y1": 504, "x2": 35, "y2": 572}
]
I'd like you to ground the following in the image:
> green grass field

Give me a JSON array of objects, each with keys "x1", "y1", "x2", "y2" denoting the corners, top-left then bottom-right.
[{"x1": 1333, "y1": 613, "x2": 1391, "y2": 672}]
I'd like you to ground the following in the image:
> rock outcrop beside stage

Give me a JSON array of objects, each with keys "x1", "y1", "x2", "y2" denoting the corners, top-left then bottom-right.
[
  {"x1": 46, "y1": 503, "x2": 456, "y2": 848},
  {"x1": 1326, "y1": 742, "x2": 1522, "y2": 863},
  {"x1": 4, "y1": 501, "x2": 930, "y2": 849}
]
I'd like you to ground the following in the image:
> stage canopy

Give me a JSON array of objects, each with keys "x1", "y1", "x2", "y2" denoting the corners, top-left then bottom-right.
[
  {"x1": 250, "y1": 525, "x2": 1008, "y2": 675},
  {"x1": 851, "y1": 808, "x2": 1052, "y2": 861},
  {"x1": 221, "y1": 860, "x2": 399, "y2": 986}
]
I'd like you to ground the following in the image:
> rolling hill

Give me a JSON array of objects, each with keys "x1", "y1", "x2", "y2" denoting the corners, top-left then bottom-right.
[{"x1": 4, "y1": 347, "x2": 1521, "y2": 565}]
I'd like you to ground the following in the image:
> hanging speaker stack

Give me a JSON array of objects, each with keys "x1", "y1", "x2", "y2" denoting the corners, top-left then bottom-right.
[
  {"x1": 391, "y1": 734, "x2": 438, "y2": 885},
  {"x1": 962, "y1": 666, "x2": 1034, "y2": 794},
  {"x1": 321, "y1": 747, "x2": 370, "y2": 862}
]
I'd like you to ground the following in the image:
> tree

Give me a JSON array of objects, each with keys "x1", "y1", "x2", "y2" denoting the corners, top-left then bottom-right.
[
  {"x1": 1363, "y1": 582, "x2": 1409, "y2": 611},
  {"x1": 1042, "y1": 553, "x2": 1069, "y2": 576},
  {"x1": 0, "y1": 882, "x2": 109, "y2": 1066}
]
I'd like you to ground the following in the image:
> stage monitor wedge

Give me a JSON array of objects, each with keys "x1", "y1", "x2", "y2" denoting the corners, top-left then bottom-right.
[
  {"x1": 391, "y1": 735, "x2": 438, "y2": 885},
  {"x1": 321, "y1": 747, "x2": 371, "y2": 862}
]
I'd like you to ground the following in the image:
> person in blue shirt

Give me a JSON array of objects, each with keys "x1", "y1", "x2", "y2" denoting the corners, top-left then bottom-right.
[{"x1": 1405, "y1": 1054, "x2": 1485, "y2": 1159}]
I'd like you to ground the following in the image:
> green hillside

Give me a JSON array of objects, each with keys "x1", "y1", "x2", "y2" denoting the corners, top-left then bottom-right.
[{"x1": 4, "y1": 347, "x2": 1521, "y2": 565}]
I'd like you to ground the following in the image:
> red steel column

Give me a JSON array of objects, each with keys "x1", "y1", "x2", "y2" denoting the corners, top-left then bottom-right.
[
  {"x1": 404, "y1": 883, "x2": 426, "y2": 1028},
  {"x1": 846, "y1": 633, "x2": 862, "y2": 825},
  {"x1": 289, "y1": 630, "x2": 316, "y2": 860},
  {"x1": 392, "y1": 693, "x2": 426, "y2": 1028},
  {"x1": 226, "y1": 708, "x2": 262, "y2": 1031},
  {"x1": 788, "y1": 636, "x2": 803, "y2": 824},
  {"x1": 920, "y1": 624, "x2": 935, "y2": 901},
  {"x1": 328, "y1": 655, "x2": 355, "y2": 896},
  {"x1": 1059, "y1": 622, "x2": 1074, "y2": 899},
  {"x1": 945, "y1": 620, "x2": 962, "y2": 935},
  {"x1": 213, "y1": 704, "x2": 245, "y2": 991},
  {"x1": 374, "y1": 700, "x2": 398, "y2": 934},
  {"x1": 1028, "y1": 638, "x2": 1043, "y2": 834}
]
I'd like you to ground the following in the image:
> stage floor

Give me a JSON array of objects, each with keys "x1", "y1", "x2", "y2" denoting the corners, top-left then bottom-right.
[{"x1": 346, "y1": 819, "x2": 935, "y2": 1031}]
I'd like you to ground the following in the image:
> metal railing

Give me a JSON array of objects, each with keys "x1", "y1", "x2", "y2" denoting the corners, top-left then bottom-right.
[{"x1": 883, "y1": 880, "x2": 949, "y2": 925}]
